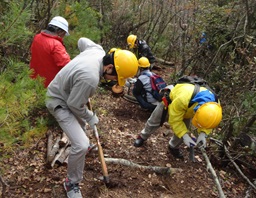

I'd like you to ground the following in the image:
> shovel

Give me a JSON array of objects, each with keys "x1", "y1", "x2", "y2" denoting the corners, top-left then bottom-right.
[
  {"x1": 87, "y1": 99, "x2": 109, "y2": 184},
  {"x1": 93, "y1": 125, "x2": 109, "y2": 184}
]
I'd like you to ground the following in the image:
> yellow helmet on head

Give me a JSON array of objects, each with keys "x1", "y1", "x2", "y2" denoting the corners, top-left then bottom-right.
[
  {"x1": 108, "y1": 48, "x2": 118, "y2": 54},
  {"x1": 114, "y1": 50, "x2": 138, "y2": 86},
  {"x1": 127, "y1": 34, "x2": 137, "y2": 49},
  {"x1": 192, "y1": 102, "x2": 222, "y2": 129},
  {"x1": 138, "y1": 57, "x2": 150, "y2": 68}
]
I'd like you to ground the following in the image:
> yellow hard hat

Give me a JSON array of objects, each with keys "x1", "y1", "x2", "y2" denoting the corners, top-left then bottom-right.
[
  {"x1": 114, "y1": 50, "x2": 138, "y2": 86},
  {"x1": 127, "y1": 34, "x2": 137, "y2": 49},
  {"x1": 108, "y1": 48, "x2": 118, "y2": 54},
  {"x1": 192, "y1": 102, "x2": 222, "y2": 129},
  {"x1": 138, "y1": 57, "x2": 150, "y2": 68}
]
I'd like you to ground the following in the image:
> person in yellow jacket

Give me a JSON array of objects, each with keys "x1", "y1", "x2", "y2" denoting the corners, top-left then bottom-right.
[{"x1": 133, "y1": 82, "x2": 222, "y2": 159}]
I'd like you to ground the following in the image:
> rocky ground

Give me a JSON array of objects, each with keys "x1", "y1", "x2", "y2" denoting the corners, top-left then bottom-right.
[{"x1": 0, "y1": 66, "x2": 255, "y2": 198}]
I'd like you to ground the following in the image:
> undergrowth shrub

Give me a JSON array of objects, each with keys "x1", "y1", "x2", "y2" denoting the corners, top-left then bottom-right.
[{"x1": 0, "y1": 57, "x2": 47, "y2": 149}]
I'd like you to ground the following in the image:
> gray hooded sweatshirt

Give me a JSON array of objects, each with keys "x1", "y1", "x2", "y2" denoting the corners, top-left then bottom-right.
[{"x1": 46, "y1": 37, "x2": 105, "y2": 125}]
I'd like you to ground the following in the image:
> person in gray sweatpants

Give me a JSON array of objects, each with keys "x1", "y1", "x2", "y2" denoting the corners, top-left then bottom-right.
[{"x1": 46, "y1": 37, "x2": 138, "y2": 198}]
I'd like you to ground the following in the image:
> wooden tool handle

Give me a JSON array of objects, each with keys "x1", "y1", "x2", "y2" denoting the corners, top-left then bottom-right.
[
  {"x1": 94, "y1": 126, "x2": 109, "y2": 183},
  {"x1": 88, "y1": 98, "x2": 109, "y2": 183}
]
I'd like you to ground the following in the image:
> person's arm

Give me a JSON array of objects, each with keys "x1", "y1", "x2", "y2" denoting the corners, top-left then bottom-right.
[
  {"x1": 139, "y1": 44, "x2": 151, "y2": 58},
  {"x1": 53, "y1": 42, "x2": 71, "y2": 67},
  {"x1": 133, "y1": 79, "x2": 144, "y2": 96},
  {"x1": 66, "y1": 78, "x2": 96, "y2": 123}
]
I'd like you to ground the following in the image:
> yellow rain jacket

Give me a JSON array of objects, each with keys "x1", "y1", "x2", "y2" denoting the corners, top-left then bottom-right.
[{"x1": 168, "y1": 83, "x2": 212, "y2": 138}]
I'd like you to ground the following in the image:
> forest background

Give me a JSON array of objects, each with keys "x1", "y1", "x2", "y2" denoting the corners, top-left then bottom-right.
[{"x1": 0, "y1": 0, "x2": 255, "y2": 197}]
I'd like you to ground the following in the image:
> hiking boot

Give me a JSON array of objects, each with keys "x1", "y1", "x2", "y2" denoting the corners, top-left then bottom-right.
[
  {"x1": 134, "y1": 136, "x2": 146, "y2": 147},
  {"x1": 168, "y1": 146, "x2": 184, "y2": 159},
  {"x1": 63, "y1": 178, "x2": 83, "y2": 198}
]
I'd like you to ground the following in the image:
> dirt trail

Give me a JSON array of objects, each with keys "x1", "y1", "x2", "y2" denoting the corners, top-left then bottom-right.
[{"x1": 0, "y1": 66, "x2": 252, "y2": 198}]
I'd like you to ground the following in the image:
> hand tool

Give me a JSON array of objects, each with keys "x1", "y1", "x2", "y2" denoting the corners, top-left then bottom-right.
[
  {"x1": 189, "y1": 137, "x2": 196, "y2": 162},
  {"x1": 189, "y1": 144, "x2": 195, "y2": 162},
  {"x1": 87, "y1": 99, "x2": 109, "y2": 183}
]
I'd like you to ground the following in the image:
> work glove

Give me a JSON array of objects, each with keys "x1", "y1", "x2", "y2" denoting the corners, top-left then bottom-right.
[
  {"x1": 183, "y1": 133, "x2": 197, "y2": 147},
  {"x1": 196, "y1": 132, "x2": 207, "y2": 148},
  {"x1": 87, "y1": 113, "x2": 99, "y2": 129}
]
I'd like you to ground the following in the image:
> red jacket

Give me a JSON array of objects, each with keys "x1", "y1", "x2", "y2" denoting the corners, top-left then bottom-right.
[{"x1": 30, "y1": 31, "x2": 70, "y2": 87}]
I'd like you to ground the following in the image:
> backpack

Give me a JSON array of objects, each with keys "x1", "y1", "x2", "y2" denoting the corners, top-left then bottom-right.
[
  {"x1": 144, "y1": 73, "x2": 167, "y2": 101},
  {"x1": 160, "y1": 75, "x2": 218, "y2": 126},
  {"x1": 175, "y1": 75, "x2": 218, "y2": 107}
]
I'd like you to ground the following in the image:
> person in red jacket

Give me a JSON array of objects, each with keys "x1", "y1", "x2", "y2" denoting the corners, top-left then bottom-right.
[{"x1": 30, "y1": 16, "x2": 71, "y2": 87}]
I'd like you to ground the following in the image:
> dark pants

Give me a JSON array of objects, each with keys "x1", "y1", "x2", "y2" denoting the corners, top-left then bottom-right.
[{"x1": 133, "y1": 90, "x2": 156, "y2": 112}]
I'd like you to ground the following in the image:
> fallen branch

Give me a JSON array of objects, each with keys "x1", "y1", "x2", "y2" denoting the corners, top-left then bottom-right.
[
  {"x1": 210, "y1": 138, "x2": 256, "y2": 191},
  {"x1": 59, "y1": 132, "x2": 69, "y2": 148},
  {"x1": 51, "y1": 141, "x2": 70, "y2": 168},
  {"x1": 105, "y1": 158, "x2": 181, "y2": 175},
  {"x1": 224, "y1": 145, "x2": 256, "y2": 191},
  {"x1": 56, "y1": 146, "x2": 71, "y2": 165},
  {"x1": 155, "y1": 57, "x2": 175, "y2": 66},
  {"x1": 200, "y1": 147, "x2": 226, "y2": 198},
  {"x1": 245, "y1": 183, "x2": 256, "y2": 198},
  {"x1": 47, "y1": 134, "x2": 61, "y2": 164},
  {"x1": 46, "y1": 130, "x2": 53, "y2": 164},
  {"x1": 63, "y1": 155, "x2": 69, "y2": 166}
]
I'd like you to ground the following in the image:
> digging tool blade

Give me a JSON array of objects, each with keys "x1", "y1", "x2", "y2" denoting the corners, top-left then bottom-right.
[{"x1": 189, "y1": 146, "x2": 195, "y2": 162}]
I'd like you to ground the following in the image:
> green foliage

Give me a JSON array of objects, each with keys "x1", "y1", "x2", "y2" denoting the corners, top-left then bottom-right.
[
  {"x1": 236, "y1": 91, "x2": 256, "y2": 135},
  {"x1": 46, "y1": 1, "x2": 103, "y2": 58},
  {"x1": 0, "y1": 0, "x2": 255, "y2": 154},
  {"x1": 20, "y1": 116, "x2": 48, "y2": 147},
  {"x1": 0, "y1": 1, "x2": 32, "y2": 47},
  {"x1": 0, "y1": 57, "x2": 47, "y2": 147},
  {"x1": 65, "y1": 2, "x2": 102, "y2": 57},
  {"x1": 0, "y1": 0, "x2": 103, "y2": 149}
]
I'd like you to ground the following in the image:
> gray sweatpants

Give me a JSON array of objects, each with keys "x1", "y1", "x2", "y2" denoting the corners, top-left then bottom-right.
[
  {"x1": 140, "y1": 102, "x2": 191, "y2": 148},
  {"x1": 46, "y1": 103, "x2": 90, "y2": 184}
]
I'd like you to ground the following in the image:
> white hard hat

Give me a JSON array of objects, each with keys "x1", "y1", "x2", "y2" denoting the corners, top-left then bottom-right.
[{"x1": 49, "y1": 16, "x2": 69, "y2": 35}]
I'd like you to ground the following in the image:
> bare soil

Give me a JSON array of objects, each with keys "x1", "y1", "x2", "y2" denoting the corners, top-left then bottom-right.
[{"x1": 0, "y1": 66, "x2": 255, "y2": 198}]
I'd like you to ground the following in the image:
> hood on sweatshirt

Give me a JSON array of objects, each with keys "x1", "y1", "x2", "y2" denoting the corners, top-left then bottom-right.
[{"x1": 77, "y1": 37, "x2": 103, "y2": 53}]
